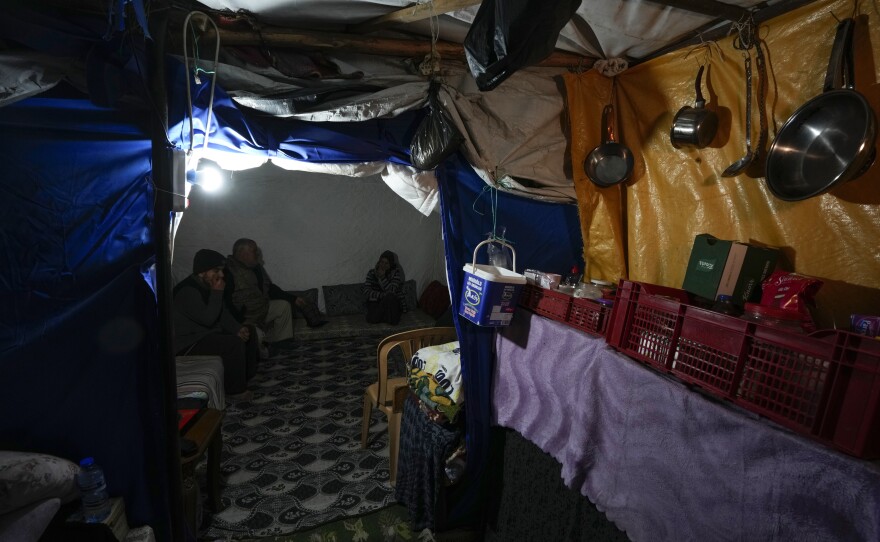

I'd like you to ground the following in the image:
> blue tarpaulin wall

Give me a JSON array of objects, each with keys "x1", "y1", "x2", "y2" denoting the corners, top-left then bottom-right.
[
  {"x1": 436, "y1": 154, "x2": 582, "y2": 525},
  {"x1": 0, "y1": 92, "x2": 172, "y2": 538}
]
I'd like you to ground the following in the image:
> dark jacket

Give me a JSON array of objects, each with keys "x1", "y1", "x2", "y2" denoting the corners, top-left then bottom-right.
[{"x1": 172, "y1": 275, "x2": 243, "y2": 354}]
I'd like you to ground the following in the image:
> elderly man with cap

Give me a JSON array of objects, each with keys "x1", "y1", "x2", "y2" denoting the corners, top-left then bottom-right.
[{"x1": 172, "y1": 248, "x2": 258, "y2": 400}]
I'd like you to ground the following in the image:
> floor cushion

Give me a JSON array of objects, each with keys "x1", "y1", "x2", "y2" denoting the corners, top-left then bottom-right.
[{"x1": 322, "y1": 283, "x2": 366, "y2": 316}]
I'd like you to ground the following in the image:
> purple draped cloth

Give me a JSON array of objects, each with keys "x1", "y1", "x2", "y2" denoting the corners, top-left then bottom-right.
[{"x1": 493, "y1": 310, "x2": 880, "y2": 542}]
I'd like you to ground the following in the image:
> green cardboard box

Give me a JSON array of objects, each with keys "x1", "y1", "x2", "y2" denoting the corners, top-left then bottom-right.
[
  {"x1": 682, "y1": 234, "x2": 733, "y2": 302},
  {"x1": 682, "y1": 234, "x2": 780, "y2": 306}
]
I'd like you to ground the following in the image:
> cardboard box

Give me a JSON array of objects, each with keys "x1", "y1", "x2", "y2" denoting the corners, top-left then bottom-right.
[
  {"x1": 682, "y1": 234, "x2": 779, "y2": 306},
  {"x1": 682, "y1": 234, "x2": 733, "y2": 302},
  {"x1": 64, "y1": 497, "x2": 129, "y2": 541}
]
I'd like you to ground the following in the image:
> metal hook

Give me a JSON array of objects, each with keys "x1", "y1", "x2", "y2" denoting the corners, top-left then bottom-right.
[
  {"x1": 684, "y1": 38, "x2": 724, "y2": 66},
  {"x1": 730, "y1": 12, "x2": 757, "y2": 51}
]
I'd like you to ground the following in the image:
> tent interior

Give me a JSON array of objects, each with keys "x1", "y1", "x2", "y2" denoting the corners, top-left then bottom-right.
[
  {"x1": 2, "y1": 0, "x2": 880, "y2": 540},
  {"x1": 171, "y1": 166, "x2": 448, "y2": 309}
]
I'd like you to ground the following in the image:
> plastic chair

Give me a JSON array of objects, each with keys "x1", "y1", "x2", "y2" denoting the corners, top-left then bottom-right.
[{"x1": 361, "y1": 326, "x2": 457, "y2": 485}]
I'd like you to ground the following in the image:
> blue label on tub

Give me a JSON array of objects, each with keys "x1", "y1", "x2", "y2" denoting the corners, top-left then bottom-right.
[
  {"x1": 464, "y1": 286, "x2": 481, "y2": 306},
  {"x1": 459, "y1": 271, "x2": 522, "y2": 327}
]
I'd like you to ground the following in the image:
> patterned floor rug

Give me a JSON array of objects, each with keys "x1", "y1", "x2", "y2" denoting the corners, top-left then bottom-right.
[{"x1": 200, "y1": 335, "x2": 403, "y2": 540}]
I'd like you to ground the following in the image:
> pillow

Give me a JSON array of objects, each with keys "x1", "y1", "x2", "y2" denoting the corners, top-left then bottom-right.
[
  {"x1": 288, "y1": 288, "x2": 319, "y2": 318},
  {"x1": 0, "y1": 452, "x2": 80, "y2": 515},
  {"x1": 0, "y1": 497, "x2": 61, "y2": 542},
  {"x1": 322, "y1": 283, "x2": 366, "y2": 316},
  {"x1": 418, "y1": 280, "x2": 450, "y2": 319},
  {"x1": 402, "y1": 279, "x2": 418, "y2": 313}
]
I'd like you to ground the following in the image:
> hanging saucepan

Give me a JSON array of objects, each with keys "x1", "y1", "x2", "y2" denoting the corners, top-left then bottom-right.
[
  {"x1": 670, "y1": 65, "x2": 719, "y2": 149},
  {"x1": 765, "y1": 18, "x2": 876, "y2": 201},
  {"x1": 585, "y1": 104, "x2": 634, "y2": 187}
]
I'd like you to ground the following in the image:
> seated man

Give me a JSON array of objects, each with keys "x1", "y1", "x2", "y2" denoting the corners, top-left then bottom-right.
[
  {"x1": 224, "y1": 238, "x2": 326, "y2": 352},
  {"x1": 172, "y1": 249, "x2": 257, "y2": 401}
]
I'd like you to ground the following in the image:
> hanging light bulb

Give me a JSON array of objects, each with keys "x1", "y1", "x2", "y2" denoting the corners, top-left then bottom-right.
[{"x1": 186, "y1": 159, "x2": 226, "y2": 193}]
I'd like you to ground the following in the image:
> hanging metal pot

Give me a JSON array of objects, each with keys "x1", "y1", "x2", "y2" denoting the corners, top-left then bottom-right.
[
  {"x1": 670, "y1": 65, "x2": 719, "y2": 149},
  {"x1": 585, "y1": 103, "x2": 634, "y2": 187},
  {"x1": 765, "y1": 18, "x2": 877, "y2": 201}
]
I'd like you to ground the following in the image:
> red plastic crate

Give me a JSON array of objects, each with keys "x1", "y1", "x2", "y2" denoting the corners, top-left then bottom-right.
[
  {"x1": 819, "y1": 331, "x2": 880, "y2": 458},
  {"x1": 605, "y1": 280, "x2": 691, "y2": 372},
  {"x1": 673, "y1": 307, "x2": 751, "y2": 397},
  {"x1": 605, "y1": 280, "x2": 880, "y2": 458},
  {"x1": 567, "y1": 297, "x2": 611, "y2": 337},
  {"x1": 518, "y1": 284, "x2": 571, "y2": 323},
  {"x1": 733, "y1": 326, "x2": 839, "y2": 436}
]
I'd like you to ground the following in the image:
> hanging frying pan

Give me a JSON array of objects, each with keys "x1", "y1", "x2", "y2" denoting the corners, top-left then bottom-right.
[
  {"x1": 765, "y1": 18, "x2": 876, "y2": 201},
  {"x1": 585, "y1": 103, "x2": 634, "y2": 187}
]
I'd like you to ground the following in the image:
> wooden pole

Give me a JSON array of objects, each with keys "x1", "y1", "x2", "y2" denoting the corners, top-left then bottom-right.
[{"x1": 197, "y1": 26, "x2": 592, "y2": 68}]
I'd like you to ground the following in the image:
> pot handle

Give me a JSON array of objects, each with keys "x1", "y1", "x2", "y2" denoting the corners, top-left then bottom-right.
[
  {"x1": 823, "y1": 18, "x2": 854, "y2": 92},
  {"x1": 602, "y1": 104, "x2": 617, "y2": 144},
  {"x1": 694, "y1": 65, "x2": 706, "y2": 108}
]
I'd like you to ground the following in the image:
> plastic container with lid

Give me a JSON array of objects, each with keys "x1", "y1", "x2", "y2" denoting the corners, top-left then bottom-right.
[{"x1": 740, "y1": 303, "x2": 804, "y2": 333}]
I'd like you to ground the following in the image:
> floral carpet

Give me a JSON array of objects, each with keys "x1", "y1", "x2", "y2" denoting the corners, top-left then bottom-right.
[
  {"x1": 200, "y1": 336, "x2": 403, "y2": 540},
  {"x1": 239, "y1": 504, "x2": 423, "y2": 542}
]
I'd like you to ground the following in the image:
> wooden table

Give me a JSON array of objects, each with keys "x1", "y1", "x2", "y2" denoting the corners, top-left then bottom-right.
[{"x1": 180, "y1": 407, "x2": 224, "y2": 533}]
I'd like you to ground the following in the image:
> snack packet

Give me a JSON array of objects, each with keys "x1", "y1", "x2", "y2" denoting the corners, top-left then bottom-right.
[
  {"x1": 851, "y1": 315, "x2": 880, "y2": 337},
  {"x1": 760, "y1": 270, "x2": 823, "y2": 332}
]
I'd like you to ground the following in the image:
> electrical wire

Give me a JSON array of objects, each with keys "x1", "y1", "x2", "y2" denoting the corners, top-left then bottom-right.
[{"x1": 181, "y1": 11, "x2": 220, "y2": 155}]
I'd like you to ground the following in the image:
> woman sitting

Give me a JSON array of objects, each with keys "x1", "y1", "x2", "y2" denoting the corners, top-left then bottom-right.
[{"x1": 363, "y1": 250, "x2": 407, "y2": 325}]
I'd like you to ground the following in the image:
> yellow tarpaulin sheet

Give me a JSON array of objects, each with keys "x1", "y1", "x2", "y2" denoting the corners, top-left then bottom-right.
[{"x1": 565, "y1": 0, "x2": 880, "y2": 328}]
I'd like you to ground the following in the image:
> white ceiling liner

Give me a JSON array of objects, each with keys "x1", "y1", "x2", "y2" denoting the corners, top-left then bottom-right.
[
  {"x1": 193, "y1": 0, "x2": 780, "y2": 59},
  {"x1": 271, "y1": 158, "x2": 440, "y2": 216},
  {"x1": 196, "y1": 144, "x2": 441, "y2": 215},
  {"x1": 0, "y1": 52, "x2": 67, "y2": 107}
]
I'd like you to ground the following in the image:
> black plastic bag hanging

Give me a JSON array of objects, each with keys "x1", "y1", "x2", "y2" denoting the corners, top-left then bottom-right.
[
  {"x1": 464, "y1": 0, "x2": 582, "y2": 91},
  {"x1": 409, "y1": 82, "x2": 465, "y2": 170}
]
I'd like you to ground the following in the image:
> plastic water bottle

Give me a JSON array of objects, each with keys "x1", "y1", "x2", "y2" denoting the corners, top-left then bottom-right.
[{"x1": 77, "y1": 457, "x2": 111, "y2": 523}]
